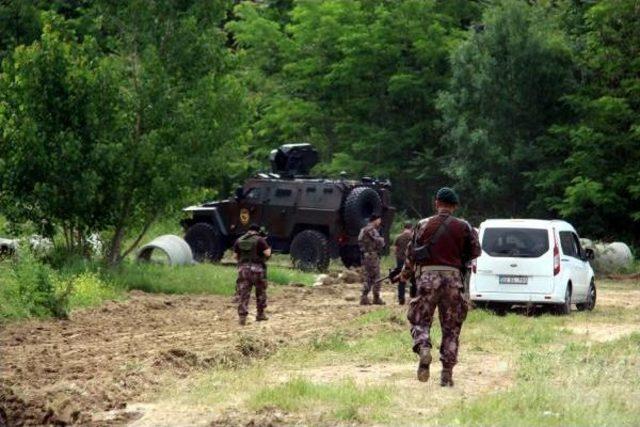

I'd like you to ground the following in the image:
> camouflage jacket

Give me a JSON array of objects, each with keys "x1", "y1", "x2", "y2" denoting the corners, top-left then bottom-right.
[
  {"x1": 358, "y1": 224, "x2": 385, "y2": 254},
  {"x1": 394, "y1": 229, "x2": 413, "y2": 261},
  {"x1": 401, "y1": 210, "x2": 480, "y2": 279}
]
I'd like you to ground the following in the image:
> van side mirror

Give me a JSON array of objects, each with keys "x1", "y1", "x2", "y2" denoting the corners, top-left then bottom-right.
[
  {"x1": 235, "y1": 187, "x2": 244, "y2": 200},
  {"x1": 585, "y1": 248, "x2": 595, "y2": 261}
]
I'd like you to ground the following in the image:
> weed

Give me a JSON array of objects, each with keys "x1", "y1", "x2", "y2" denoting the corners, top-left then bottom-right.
[
  {"x1": 57, "y1": 271, "x2": 121, "y2": 309},
  {"x1": 248, "y1": 377, "x2": 392, "y2": 423}
]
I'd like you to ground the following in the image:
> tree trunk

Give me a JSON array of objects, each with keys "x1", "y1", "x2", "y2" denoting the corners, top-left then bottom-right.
[
  {"x1": 107, "y1": 226, "x2": 126, "y2": 266},
  {"x1": 119, "y1": 219, "x2": 154, "y2": 262}
]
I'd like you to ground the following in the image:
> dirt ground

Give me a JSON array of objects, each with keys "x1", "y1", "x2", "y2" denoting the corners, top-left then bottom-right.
[
  {"x1": 1, "y1": 278, "x2": 638, "y2": 426},
  {"x1": 0, "y1": 282, "x2": 370, "y2": 426}
]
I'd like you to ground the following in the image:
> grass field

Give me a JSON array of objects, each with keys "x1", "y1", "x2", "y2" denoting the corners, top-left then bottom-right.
[
  {"x1": 152, "y1": 280, "x2": 640, "y2": 426},
  {"x1": 0, "y1": 255, "x2": 316, "y2": 322}
]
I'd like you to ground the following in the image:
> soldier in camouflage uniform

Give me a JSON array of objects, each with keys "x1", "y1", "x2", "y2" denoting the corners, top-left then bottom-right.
[
  {"x1": 394, "y1": 222, "x2": 415, "y2": 305},
  {"x1": 358, "y1": 214, "x2": 386, "y2": 305},
  {"x1": 234, "y1": 224, "x2": 272, "y2": 325},
  {"x1": 401, "y1": 188, "x2": 481, "y2": 386}
]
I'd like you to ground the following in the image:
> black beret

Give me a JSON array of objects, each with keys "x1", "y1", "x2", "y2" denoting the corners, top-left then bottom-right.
[
  {"x1": 436, "y1": 187, "x2": 459, "y2": 205},
  {"x1": 369, "y1": 213, "x2": 381, "y2": 221}
]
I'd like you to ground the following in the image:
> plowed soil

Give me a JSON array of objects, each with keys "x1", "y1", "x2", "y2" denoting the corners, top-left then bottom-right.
[{"x1": 0, "y1": 282, "x2": 370, "y2": 426}]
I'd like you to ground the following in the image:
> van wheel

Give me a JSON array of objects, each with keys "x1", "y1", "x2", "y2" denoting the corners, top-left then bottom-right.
[
  {"x1": 290, "y1": 230, "x2": 330, "y2": 272},
  {"x1": 490, "y1": 302, "x2": 509, "y2": 316},
  {"x1": 577, "y1": 281, "x2": 596, "y2": 312},
  {"x1": 555, "y1": 284, "x2": 572, "y2": 315}
]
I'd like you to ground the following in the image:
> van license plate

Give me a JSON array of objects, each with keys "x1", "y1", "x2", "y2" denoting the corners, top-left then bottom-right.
[{"x1": 499, "y1": 275, "x2": 528, "y2": 285}]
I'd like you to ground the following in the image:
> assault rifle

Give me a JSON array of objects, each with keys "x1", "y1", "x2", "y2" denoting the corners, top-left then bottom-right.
[{"x1": 376, "y1": 266, "x2": 403, "y2": 284}]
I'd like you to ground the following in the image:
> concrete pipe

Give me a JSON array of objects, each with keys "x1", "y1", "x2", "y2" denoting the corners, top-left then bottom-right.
[
  {"x1": 137, "y1": 235, "x2": 194, "y2": 266},
  {"x1": 592, "y1": 242, "x2": 634, "y2": 274}
]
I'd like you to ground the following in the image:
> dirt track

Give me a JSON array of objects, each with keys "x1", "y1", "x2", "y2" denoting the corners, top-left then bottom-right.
[{"x1": 0, "y1": 282, "x2": 370, "y2": 426}]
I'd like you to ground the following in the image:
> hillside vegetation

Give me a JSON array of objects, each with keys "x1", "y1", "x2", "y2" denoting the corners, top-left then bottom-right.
[{"x1": 0, "y1": 0, "x2": 638, "y2": 259}]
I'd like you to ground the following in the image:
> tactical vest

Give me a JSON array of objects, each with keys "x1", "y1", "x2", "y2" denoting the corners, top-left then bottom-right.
[{"x1": 237, "y1": 233, "x2": 263, "y2": 264}]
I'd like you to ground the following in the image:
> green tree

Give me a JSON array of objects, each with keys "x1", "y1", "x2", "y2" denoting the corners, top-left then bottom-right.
[
  {"x1": 0, "y1": 5, "x2": 249, "y2": 263},
  {"x1": 0, "y1": 14, "x2": 124, "y2": 249},
  {"x1": 228, "y1": 0, "x2": 479, "y2": 214},
  {"x1": 534, "y1": 0, "x2": 640, "y2": 243},
  {"x1": 437, "y1": 0, "x2": 575, "y2": 221}
]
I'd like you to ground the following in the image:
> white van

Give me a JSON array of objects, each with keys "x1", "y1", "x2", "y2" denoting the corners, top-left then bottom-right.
[{"x1": 469, "y1": 219, "x2": 596, "y2": 314}]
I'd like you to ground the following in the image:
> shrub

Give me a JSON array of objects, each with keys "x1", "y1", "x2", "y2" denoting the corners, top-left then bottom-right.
[
  {"x1": 9, "y1": 253, "x2": 68, "y2": 318},
  {"x1": 57, "y1": 271, "x2": 120, "y2": 309}
]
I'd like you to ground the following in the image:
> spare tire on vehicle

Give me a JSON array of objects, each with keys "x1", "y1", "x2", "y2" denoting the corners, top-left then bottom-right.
[{"x1": 343, "y1": 187, "x2": 382, "y2": 235}]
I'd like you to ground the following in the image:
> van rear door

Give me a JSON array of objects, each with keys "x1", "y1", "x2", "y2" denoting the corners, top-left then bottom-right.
[{"x1": 475, "y1": 227, "x2": 554, "y2": 294}]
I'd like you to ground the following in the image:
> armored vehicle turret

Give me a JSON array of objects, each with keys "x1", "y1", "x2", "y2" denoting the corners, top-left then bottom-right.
[{"x1": 181, "y1": 144, "x2": 395, "y2": 271}]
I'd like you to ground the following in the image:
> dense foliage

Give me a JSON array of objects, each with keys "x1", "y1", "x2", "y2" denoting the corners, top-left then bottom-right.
[
  {"x1": 0, "y1": 1, "x2": 248, "y2": 263},
  {"x1": 0, "y1": 0, "x2": 638, "y2": 254}
]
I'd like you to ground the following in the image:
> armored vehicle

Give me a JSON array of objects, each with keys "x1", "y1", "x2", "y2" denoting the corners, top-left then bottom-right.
[{"x1": 181, "y1": 143, "x2": 395, "y2": 271}]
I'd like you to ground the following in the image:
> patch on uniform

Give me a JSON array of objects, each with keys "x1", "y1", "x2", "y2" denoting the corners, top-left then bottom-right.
[{"x1": 240, "y1": 208, "x2": 250, "y2": 225}]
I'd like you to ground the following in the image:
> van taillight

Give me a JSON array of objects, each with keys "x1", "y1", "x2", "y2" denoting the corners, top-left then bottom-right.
[
  {"x1": 471, "y1": 259, "x2": 477, "y2": 274},
  {"x1": 552, "y1": 228, "x2": 560, "y2": 276}
]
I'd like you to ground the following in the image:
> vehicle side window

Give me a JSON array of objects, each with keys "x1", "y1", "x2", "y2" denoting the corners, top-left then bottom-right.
[
  {"x1": 559, "y1": 231, "x2": 578, "y2": 258},
  {"x1": 572, "y1": 233, "x2": 584, "y2": 259},
  {"x1": 245, "y1": 188, "x2": 261, "y2": 200},
  {"x1": 275, "y1": 188, "x2": 292, "y2": 198}
]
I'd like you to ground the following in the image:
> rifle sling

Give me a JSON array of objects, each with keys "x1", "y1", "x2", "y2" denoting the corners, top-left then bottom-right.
[{"x1": 412, "y1": 215, "x2": 453, "y2": 263}]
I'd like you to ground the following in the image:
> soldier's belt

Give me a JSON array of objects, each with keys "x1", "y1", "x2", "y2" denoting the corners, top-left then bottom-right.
[{"x1": 363, "y1": 251, "x2": 379, "y2": 256}]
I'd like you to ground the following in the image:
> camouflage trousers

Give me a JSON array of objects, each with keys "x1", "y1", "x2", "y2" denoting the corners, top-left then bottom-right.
[
  {"x1": 361, "y1": 253, "x2": 381, "y2": 297},
  {"x1": 407, "y1": 270, "x2": 468, "y2": 368},
  {"x1": 237, "y1": 263, "x2": 268, "y2": 317}
]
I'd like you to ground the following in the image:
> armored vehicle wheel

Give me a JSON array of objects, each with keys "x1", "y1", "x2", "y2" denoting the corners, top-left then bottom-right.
[
  {"x1": 184, "y1": 223, "x2": 224, "y2": 262},
  {"x1": 290, "y1": 229, "x2": 330, "y2": 272},
  {"x1": 344, "y1": 187, "x2": 382, "y2": 235},
  {"x1": 339, "y1": 245, "x2": 362, "y2": 268}
]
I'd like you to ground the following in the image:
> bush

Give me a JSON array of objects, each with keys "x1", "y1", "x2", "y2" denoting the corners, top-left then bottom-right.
[
  {"x1": 0, "y1": 253, "x2": 123, "y2": 322},
  {"x1": 56, "y1": 271, "x2": 120, "y2": 309},
  {"x1": 6, "y1": 253, "x2": 68, "y2": 319}
]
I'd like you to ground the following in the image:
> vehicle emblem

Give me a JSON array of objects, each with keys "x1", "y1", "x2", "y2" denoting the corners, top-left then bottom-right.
[
  {"x1": 239, "y1": 208, "x2": 250, "y2": 225},
  {"x1": 510, "y1": 263, "x2": 517, "y2": 267}
]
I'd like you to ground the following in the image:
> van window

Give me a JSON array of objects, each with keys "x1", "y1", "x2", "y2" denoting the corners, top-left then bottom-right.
[
  {"x1": 482, "y1": 228, "x2": 549, "y2": 258},
  {"x1": 560, "y1": 231, "x2": 582, "y2": 258}
]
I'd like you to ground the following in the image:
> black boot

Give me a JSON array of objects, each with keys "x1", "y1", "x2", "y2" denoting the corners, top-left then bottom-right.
[
  {"x1": 238, "y1": 316, "x2": 247, "y2": 326},
  {"x1": 398, "y1": 282, "x2": 406, "y2": 305},
  {"x1": 440, "y1": 368, "x2": 454, "y2": 387},
  {"x1": 360, "y1": 295, "x2": 371, "y2": 305},
  {"x1": 372, "y1": 294, "x2": 386, "y2": 305},
  {"x1": 256, "y1": 311, "x2": 268, "y2": 321},
  {"x1": 417, "y1": 348, "x2": 432, "y2": 382}
]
